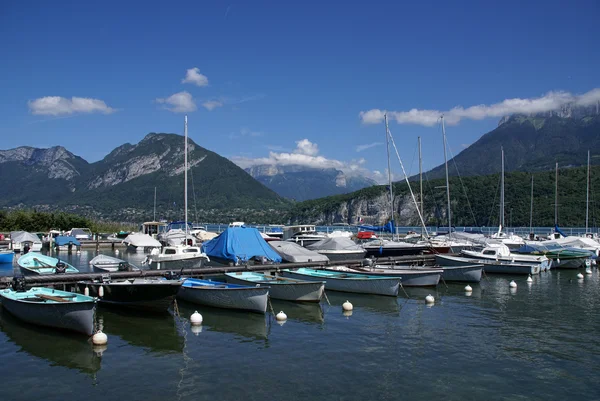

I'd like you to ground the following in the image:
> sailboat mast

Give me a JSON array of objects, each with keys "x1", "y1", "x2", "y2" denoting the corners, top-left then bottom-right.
[
  {"x1": 555, "y1": 162, "x2": 558, "y2": 227},
  {"x1": 184, "y1": 115, "x2": 188, "y2": 237},
  {"x1": 418, "y1": 136, "x2": 424, "y2": 236},
  {"x1": 586, "y1": 150, "x2": 590, "y2": 231},
  {"x1": 529, "y1": 175, "x2": 534, "y2": 233},
  {"x1": 384, "y1": 114, "x2": 394, "y2": 239},
  {"x1": 153, "y1": 187, "x2": 157, "y2": 222},
  {"x1": 500, "y1": 147, "x2": 505, "y2": 229},
  {"x1": 441, "y1": 116, "x2": 451, "y2": 238}
]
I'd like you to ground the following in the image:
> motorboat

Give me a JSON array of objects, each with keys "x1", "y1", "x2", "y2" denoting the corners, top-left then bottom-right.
[
  {"x1": 9, "y1": 231, "x2": 42, "y2": 253},
  {"x1": 282, "y1": 225, "x2": 326, "y2": 247}
]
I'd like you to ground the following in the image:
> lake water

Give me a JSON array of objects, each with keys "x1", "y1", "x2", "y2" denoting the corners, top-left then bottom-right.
[{"x1": 1, "y1": 250, "x2": 599, "y2": 400}]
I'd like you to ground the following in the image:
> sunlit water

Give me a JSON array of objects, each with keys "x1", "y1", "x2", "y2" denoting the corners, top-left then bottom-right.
[{"x1": 0, "y1": 250, "x2": 599, "y2": 400}]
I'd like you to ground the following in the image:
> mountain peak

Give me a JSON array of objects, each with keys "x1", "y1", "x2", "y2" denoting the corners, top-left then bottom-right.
[{"x1": 498, "y1": 102, "x2": 600, "y2": 127}]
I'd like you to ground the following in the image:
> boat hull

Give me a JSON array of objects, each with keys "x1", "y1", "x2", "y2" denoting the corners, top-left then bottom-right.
[
  {"x1": 225, "y1": 275, "x2": 324, "y2": 302},
  {"x1": 0, "y1": 290, "x2": 95, "y2": 335},
  {"x1": 282, "y1": 270, "x2": 400, "y2": 296},
  {"x1": 0, "y1": 251, "x2": 14, "y2": 264},
  {"x1": 76, "y1": 280, "x2": 181, "y2": 312},
  {"x1": 149, "y1": 256, "x2": 206, "y2": 270},
  {"x1": 550, "y1": 257, "x2": 587, "y2": 269},
  {"x1": 438, "y1": 265, "x2": 483, "y2": 283},
  {"x1": 325, "y1": 266, "x2": 441, "y2": 287},
  {"x1": 436, "y1": 254, "x2": 540, "y2": 275},
  {"x1": 177, "y1": 282, "x2": 269, "y2": 313},
  {"x1": 315, "y1": 250, "x2": 366, "y2": 262},
  {"x1": 363, "y1": 245, "x2": 430, "y2": 258}
]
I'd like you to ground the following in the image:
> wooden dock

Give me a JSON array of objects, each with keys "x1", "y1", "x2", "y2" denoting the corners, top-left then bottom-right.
[{"x1": 0, "y1": 254, "x2": 435, "y2": 289}]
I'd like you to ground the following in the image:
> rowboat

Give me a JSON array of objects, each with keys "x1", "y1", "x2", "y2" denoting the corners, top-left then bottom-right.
[
  {"x1": 89, "y1": 254, "x2": 139, "y2": 273},
  {"x1": 436, "y1": 254, "x2": 541, "y2": 275},
  {"x1": 324, "y1": 265, "x2": 441, "y2": 287},
  {"x1": 433, "y1": 264, "x2": 483, "y2": 283},
  {"x1": 77, "y1": 278, "x2": 182, "y2": 312},
  {"x1": 177, "y1": 278, "x2": 269, "y2": 313},
  {"x1": 17, "y1": 252, "x2": 79, "y2": 275},
  {"x1": 0, "y1": 249, "x2": 14, "y2": 264},
  {"x1": 281, "y1": 268, "x2": 400, "y2": 296},
  {"x1": 0, "y1": 287, "x2": 96, "y2": 335},
  {"x1": 224, "y1": 271, "x2": 324, "y2": 302}
]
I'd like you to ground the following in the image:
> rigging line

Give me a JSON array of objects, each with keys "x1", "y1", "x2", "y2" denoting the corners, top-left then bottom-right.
[{"x1": 446, "y1": 143, "x2": 478, "y2": 227}]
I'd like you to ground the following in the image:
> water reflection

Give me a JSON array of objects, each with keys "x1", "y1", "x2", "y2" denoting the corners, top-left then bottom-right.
[
  {"x1": 0, "y1": 306, "x2": 101, "y2": 376},
  {"x1": 325, "y1": 291, "x2": 401, "y2": 315},
  {"x1": 270, "y1": 299, "x2": 324, "y2": 325},
  {"x1": 98, "y1": 309, "x2": 184, "y2": 354},
  {"x1": 176, "y1": 300, "x2": 268, "y2": 342}
]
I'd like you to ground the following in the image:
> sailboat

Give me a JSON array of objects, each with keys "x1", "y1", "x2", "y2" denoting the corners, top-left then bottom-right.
[
  {"x1": 490, "y1": 147, "x2": 525, "y2": 249},
  {"x1": 146, "y1": 116, "x2": 209, "y2": 269}
]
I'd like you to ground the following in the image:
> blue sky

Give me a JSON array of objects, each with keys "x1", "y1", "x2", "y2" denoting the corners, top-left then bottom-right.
[{"x1": 1, "y1": 0, "x2": 598, "y2": 182}]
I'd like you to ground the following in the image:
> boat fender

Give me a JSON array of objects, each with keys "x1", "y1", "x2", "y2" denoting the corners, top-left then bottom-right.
[
  {"x1": 118, "y1": 262, "x2": 130, "y2": 271},
  {"x1": 55, "y1": 262, "x2": 67, "y2": 274}
]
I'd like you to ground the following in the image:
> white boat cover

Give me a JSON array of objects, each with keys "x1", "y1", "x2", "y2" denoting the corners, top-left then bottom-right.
[
  {"x1": 269, "y1": 241, "x2": 329, "y2": 263},
  {"x1": 327, "y1": 230, "x2": 354, "y2": 238},
  {"x1": 10, "y1": 231, "x2": 42, "y2": 244},
  {"x1": 195, "y1": 230, "x2": 219, "y2": 241},
  {"x1": 122, "y1": 233, "x2": 161, "y2": 248},
  {"x1": 307, "y1": 237, "x2": 364, "y2": 251},
  {"x1": 89, "y1": 254, "x2": 124, "y2": 265},
  {"x1": 159, "y1": 229, "x2": 196, "y2": 246}
]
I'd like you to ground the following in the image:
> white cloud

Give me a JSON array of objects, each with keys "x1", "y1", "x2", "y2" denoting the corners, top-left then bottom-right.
[
  {"x1": 240, "y1": 127, "x2": 263, "y2": 137},
  {"x1": 28, "y1": 96, "x2": 116, "y2": 116},
  {"x1": 356, "y1": 142, "x2": 383, "y2": 152},
  {"x1": 202, "y1": 100, "x2": 223, "y2": 111},
  {"x1": 230, "y1": 138, "x2": 385, "y2": 183},
  {"x1": 182, "y1": 67, "x2": 209, "y2": 87},
  {"x1": 360, "y1": 88, "x2": 600, "y2": 126},
  {"x1": 156, "y1": 91, "x2": 197, "y2": 113},
  {"x1": 294, "y1": 139, "x2": 319, "y2": 156}
]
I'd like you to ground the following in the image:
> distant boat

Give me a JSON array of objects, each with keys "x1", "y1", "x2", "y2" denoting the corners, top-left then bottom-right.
[
  {"x1": 77, "y1": 278, "x2": 182, "y2": 312},
  {"x1": 225, "y1": 271, "x2": 324, "y2": 302},
  {"x1": 202, "y1": 227, "x2": 282, "y2": 266},
  {"x1": 122, "y1": 232, "x2": 162, "y2": 252},
  {"x1": 177, "y1": 278, "x2": 269, "y2": 313},
  {"x1": 17, "y1": 252, "x2": 79, "y2": 275},
  {"x1": 0, "y1": 249, "x2": 14, "y2": 264},
  {"x1": 67, "y1": 228, "x2": 93, "y2": 241},
  {"x1": 362, "y1": 239, "x2": 431, "y2": 258},
  {"x1": 0, "y1": 286, "x2": 96, "y2": 335},
  {"x1": 462, "y1": 244, "x2": 550, "y2": 269},
  {"x1": 281, "y1": 268, "x2": 400, "y2": 296},
  {"x1": 146, "y1": 245, "x2": 209, "y2": 269},
  {"x1": 89, "y1": 254, "x2": 139, "y2": 273},
  {"x1": 9, "y1": 231, "x2": 42, "y2": 253},
  {"x1": 282, "y1": 225, "x2": 326, "y2": 247},
  {"x1": 306, "y1": 237, "x2": 366, "y2": 262},
  {"x1": 435, "y1": 254, "x2": 541, "y2": 275},
  {"x1": 324, "y1": 265, "x2": 441, "y2": 287},
  {"x1": 269, "y1": 240, "x2": 329, "y2": 263},
  {"x1": 53, "y1": 235, "x2": 81, "y2": 252}
]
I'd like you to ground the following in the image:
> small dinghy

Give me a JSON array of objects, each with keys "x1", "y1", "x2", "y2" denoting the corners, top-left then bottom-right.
[
  {"x1": 0, "y1": 284, "x2": 96, "y2": 335},
  {"x1": 0, "y1": 249, "x2": 14, "y2": 264},
  {"x1": 325, "y1": 265, "x2": 441, "y2": 287},
  {"x1": 17, "y1": 252, "x2": 79, "y2": 275},
  {"x1": 177, "y1": 278, "x2": 269, "y2": 313},
  {"x1": 77, "y1": 277, "x2": 181, "y2": 312},
  {"x1": 89, "y1": 254, "x2": 139, "y2": 273},
  {"x1": 225, "y1": 271, "x2": 324, "y2": 302},
  {"x1": 281, "y1": 268, "x2": 400, "y2": 296}
]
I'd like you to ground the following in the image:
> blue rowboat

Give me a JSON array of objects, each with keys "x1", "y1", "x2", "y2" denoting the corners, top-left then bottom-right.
[
  {"x1": 225, "y1": 271, "x2": 324, "y2": 302},
  {"x1": 17, "y1": 252, "x2": 79, "y2": 275},
  {"x1": 177, "y1": 278, "x2": 269, "y2": 313},
  {"x1": 281, "y1": 268, "x2": 400, "y2": 296},
  {"x1": 0, "y1": 250, "x2": 14, "y2": 264},
  {"x1": 0, "y1": 287, "x2": 96, "y2": 335}
]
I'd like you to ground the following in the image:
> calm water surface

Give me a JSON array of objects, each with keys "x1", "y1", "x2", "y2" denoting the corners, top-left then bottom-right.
[{"x1": 1, "y1": 250, "x2": 599, "y2": 400}]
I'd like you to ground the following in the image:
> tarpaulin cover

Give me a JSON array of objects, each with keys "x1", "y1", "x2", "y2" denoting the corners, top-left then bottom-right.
[
  {"x1": 54, "y1": 236, "x2": 81, "y2": 246},
  {"x1": 202, "y1": 227, "x2": 282, "y2": 264}
]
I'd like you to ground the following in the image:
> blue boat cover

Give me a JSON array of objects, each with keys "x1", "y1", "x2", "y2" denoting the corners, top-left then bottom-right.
[
  {"x1": 54, "y1": 236, "x2": 81, "y2": 246},
  {"x1": 202, "y1": 227, "x2": 282, "y2": 264},
  {"x1": 359, "y1": 220, "x2": 395, "y2": 233}
]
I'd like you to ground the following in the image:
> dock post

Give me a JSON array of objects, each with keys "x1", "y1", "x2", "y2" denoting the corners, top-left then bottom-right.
[{"x1": 96, "y1": 234, "x2": 99, "y2": 252}]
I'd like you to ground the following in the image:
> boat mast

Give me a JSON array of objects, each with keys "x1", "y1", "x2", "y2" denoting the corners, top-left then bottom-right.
[
  {"x1": 441, "y1": 116, "x2": 451, "y2": 239},
  {"x1": 586, "y1": 150, "x2": 590, "y2": 232},
  {"x1": 555, "y1": 162, "x2": 558, "y2": 227},
  {"x1": 384, "y1": 114, "x2": 394, "y2": 239},
  {"x1": 418, "y1": 136, "x2": 424, "y2": 237},
  {"x1": 500, "y1": 146, "x2": 505, "y2": 231},
  {"x1": 153, "y1": 187, "x2": 157, "y2": 222},
  {"x1": 184, "y1": 115, "x2": 188, "y2": 238},
  {"x1": 529, "y1": 175, "x2": 534, "y2": 234}
]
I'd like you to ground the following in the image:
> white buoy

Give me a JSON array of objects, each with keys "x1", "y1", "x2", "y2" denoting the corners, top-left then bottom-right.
[
  {"x1": 526, "y1": 275, "x2": 533, "y2": 283},
  {"x1": 84, "y1": 286, "x2": 89, "y2": 296},
  {"x1": 92, "y1": 330, "x2": 108, "y2": 345},
  {"x1": 98, "y1": 286, "x2": 104, "y2": 298},
  {"x1": 577, "y1": 272, "x2": 584, "y2": 279},
  {"x1": 425, "y1": 294, "x2": 435, "y2": 304},
  {"x1": 464, "y1": 285, "x2": 473, "y2": 292},
  {"x1": 342, "y1": 300, "x2": 353, "y2": 311},
  {"x1": 276, "y1": 311, "x2": 287, "y2": 321},
  {"x1": 509, "y1": 280, "x2": 517, "y2": 288},
  {"x1": 190, "y1": 311, "x2": 203, "y2": 325},
  {"x1": 191, "y1": 325, "x2": 202, "y2": 335}
]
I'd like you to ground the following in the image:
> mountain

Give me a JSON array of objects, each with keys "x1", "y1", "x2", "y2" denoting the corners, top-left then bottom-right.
[
  {"x1": 0, "y1": 134, "x2": 289, "y2": 222},
  {"x1": 288, "y1": 164, "x2": 600, "y2": 228},
  {"x1": 424, "y1": 103, "x2": 600, "y2": 179},
  {"x1": 246, "y1": 164, "x2": 377, "y2": 201}
]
